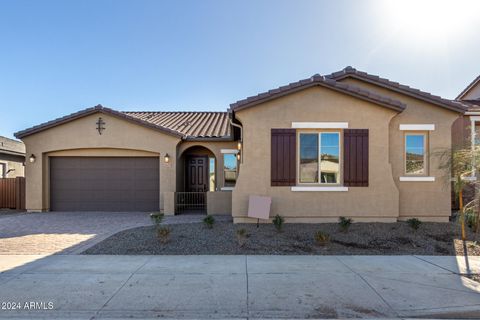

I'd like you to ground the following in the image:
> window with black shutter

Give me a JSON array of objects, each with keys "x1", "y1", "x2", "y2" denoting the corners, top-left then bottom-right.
[
  {"x1": 271, "y1": 129, "x2": 296, "y2": 186},
  {"x1": 343, "y1": 129, "x2": 369, "y2": 187}
]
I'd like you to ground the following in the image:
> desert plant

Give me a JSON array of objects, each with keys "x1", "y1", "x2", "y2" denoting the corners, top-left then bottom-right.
[
  {"x1": 236, "y1": 228, "x2": 248, "y2": 247},
  {"x1": 465, "y1": 207, "x2": 478, "y2": 230},
  {"x1": 272, "y1": 214, "x2": 285, "y2": 232},
  {"x1": 435, "y1": 146, "x2": 480, "y2": 239},
  {"x1": 407, "y1": 218, "x2": 422, "y2": 231},
  {"x1": 314, "y1": 231, "x2": 330, "y2": 246},
  {"x1": 338, "y1": 216, "x2": 352, "y2": 232},
  {"x1": 157, "y1": 227, "x2": 171, "y2": 244},
  {"x1": 150, "y1": 212, "x2": 164, "y2": 226},
  {"x1": 203, "y1": 215, "x2": 215, "y2": 229}
]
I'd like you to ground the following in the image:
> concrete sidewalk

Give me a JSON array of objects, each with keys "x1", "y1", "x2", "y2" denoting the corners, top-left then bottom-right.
[{"x1": 0, "y1": 255, "x2": 479, "y2": 319}]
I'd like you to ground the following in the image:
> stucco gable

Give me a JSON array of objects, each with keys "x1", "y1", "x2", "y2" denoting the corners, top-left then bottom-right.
[
  {"x1": 327, "y1": 66, "x2": 466, "y2": 114},
  {"x1": 230, "y1": 74, "x2": 406, "y2": 113},
  {"x1": 457, "y1": 74, "x2": 480, "y2": 101},
  {"x1": 14, "y1": 105, "x2": 184, "y2": 139}
]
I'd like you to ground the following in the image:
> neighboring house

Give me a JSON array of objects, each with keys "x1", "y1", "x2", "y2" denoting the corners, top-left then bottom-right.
[
  {"x1": 0, "y1": 136, "x2": 25, "y2": 178},
  {"x1": 452, "y1": 74, "x2": 480, "y2": 151},
  {"x1": 15, "y1": 67, "x2": 466, "y2": 222}
]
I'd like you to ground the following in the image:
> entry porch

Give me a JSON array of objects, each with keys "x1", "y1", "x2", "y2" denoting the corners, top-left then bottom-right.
[{"x1": 165, "y1": 143, "x2": 238, "y2": 215}]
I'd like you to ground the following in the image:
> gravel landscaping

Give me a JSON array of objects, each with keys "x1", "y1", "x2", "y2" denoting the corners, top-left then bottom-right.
[{"x1": 84, "y1": 220, "x2": 480, "y2": 255}]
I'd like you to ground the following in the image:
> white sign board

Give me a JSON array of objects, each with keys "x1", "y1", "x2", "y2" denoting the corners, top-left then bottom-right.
[{"x1": 247, "y1": 195, "x2": 271, "y2": 220}]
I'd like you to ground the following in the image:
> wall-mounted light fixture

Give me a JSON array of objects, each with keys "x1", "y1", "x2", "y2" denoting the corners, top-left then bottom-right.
[
  {"x1": 29, "y1": 154, "x2": 36, "y2": 163},
  {"x1": 164, "y1": 153, "x2": 170, "y2": 163},
  {"x1": 237, "y1": 141, "x2": 242, "y2": 150},
  {"x1": 236, "y1": 152, "x2": 241, "y2": 161}
]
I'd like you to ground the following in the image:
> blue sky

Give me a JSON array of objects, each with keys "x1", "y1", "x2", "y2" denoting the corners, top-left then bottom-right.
[{"x1": 1, "y1": 0, "x2": 479, "y2": 139}]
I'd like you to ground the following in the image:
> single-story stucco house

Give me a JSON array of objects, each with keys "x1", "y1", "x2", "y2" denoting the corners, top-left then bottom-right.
[
  {"x1": 0, "y1": 136, "x2": 25, "y2": 178},
  {"x1": 15, "y1": 67, "x2": 467, "y2": 222}
]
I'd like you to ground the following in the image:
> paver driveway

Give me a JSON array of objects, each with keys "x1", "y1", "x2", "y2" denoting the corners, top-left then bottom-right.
[{"x1": 0, "y1": 212, "x2": 151, "y2": 254}]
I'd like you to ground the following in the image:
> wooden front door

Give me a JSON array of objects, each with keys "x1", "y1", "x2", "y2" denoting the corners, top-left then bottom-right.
[{"x1": 186, "y1": 156, "x2": 209, "y2": 192}]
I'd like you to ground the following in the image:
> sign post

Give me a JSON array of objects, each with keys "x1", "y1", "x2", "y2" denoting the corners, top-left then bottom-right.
[{"x1": 247, "y1": 195, "x2": 272, "y2": 227}]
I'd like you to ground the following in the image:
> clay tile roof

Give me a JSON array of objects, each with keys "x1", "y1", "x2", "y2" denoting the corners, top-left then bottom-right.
[
  {"x1": 230, "y1": 73, "x2": 407, "y2": 112},
  {"x1": 14, "y1": 105, "x2": 232, "y2": 140},
  {"x1": 124, "y1": 111, "x2": 231, "y2": 140},
  {"x1": 461, "y1": 99, "x2": 480, "y2": 112},
  {"x1": 326, "y1": 66, "x2": 466, "y2": 113},
  {"x1": 13, "y1": 105, "x2": 184, "y2": 139}
]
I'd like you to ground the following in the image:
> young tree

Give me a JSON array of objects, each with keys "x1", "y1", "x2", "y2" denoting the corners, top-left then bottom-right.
[{"x1": 436, "y1": 146, "x2": 480, "y2": 239}]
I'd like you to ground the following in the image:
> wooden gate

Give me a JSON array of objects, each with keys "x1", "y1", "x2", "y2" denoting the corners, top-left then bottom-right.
[{"x1": 0, "y1": 177, "x2": 25, "y2": 210}]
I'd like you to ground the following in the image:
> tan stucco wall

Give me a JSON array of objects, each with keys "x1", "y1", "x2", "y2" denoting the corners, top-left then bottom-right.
[
  {"x1": 340, "y1": 78, "x2": 460, "y2": 220},
  {"x1": 206, "y1": 191, "x2": 232, "y2": 215},
  {"x1": 163, "y1": 191, "x2": 175, "y2": 215},
  {"x1": 21, "y1": 112, "x2": 180, "y2": 212},
  {"x1": 232, "y1": 86, "x2": 401, "y2": 222},
  {"x1": 462, "y1": 82, "x2": 480, "y2": 100},
  {"x1": 0, "y1": 157, "x2": 25, "y2": 178}
]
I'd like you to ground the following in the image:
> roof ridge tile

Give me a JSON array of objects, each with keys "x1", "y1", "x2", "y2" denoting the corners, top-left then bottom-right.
[{"x1": 326, "y1": 66, "x2": 465, "y2": 113}]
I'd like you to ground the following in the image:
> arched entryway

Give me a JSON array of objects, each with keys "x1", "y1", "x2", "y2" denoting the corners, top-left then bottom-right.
[{"x1": 177, "y1": 145, "x2": 216, "y2": 214}]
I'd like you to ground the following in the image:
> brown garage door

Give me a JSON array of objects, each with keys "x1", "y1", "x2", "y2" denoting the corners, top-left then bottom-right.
[{"x1": 50, "y1": 157, "x2": 159, "y2": 211}]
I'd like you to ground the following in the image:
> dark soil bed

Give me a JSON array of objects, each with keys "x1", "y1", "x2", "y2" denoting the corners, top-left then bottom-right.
[{"x1": 83, "y1": 222, "x2": 480, "y2": 255}]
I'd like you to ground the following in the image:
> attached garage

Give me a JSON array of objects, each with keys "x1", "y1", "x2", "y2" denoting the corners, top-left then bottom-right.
[{"x1": 50, "y1": 157, "x2": 159, "y2": 211}]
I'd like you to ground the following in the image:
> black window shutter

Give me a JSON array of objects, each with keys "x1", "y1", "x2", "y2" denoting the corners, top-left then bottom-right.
[
  {"x1": 344, "y1": 129, "x2": 369, "y2": 187},
  {"x1": 271, "y1": 129, "x2": 296, "y2": 186}
]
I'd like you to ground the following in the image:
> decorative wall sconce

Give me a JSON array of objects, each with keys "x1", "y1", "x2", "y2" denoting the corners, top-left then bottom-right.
[
  {"x1": 29, "y1": 154, "x2": 36, "y2": 163},
  {"x1": 237, "y1": 141, "x2": 242, "y2": 150},
  {"x1": 164, "y1": 153, "x2": 170, "y2": 163},
  {"x1": 236, "y1": 152, "x2": 241, "y2": 161}
]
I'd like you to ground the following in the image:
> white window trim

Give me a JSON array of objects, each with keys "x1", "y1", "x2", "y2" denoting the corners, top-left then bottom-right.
[
  {"x1": 399, "y1": 124, "x2": 435, "y2": 131},
  {"x1": 222, "y1": 152, "x2": 238, "y2": 190},
  {"x1": 399, "y1": 176, "x2": 435, "y2": 182},
  {"x1": 209, "y1": 157, "x2": 216, "y2": 192},
  {"x1": 220, "y1": 149, "x2": 239, "y2": 154},
  {"x1": 0, "y1": 161, "x2": 7, "y2": 178},
  {"x1": 291, "y1": 186, "x2": 348, "y2": 192},
  {"x1": 292, "y1": 122, "x2": 348, "y2": 129},
  {"x1": 404, "y1": 132, "x2": 427, "y2": 176},
  {"x1": 298, "y1": 131, "x2": 341, "y2": 185}
]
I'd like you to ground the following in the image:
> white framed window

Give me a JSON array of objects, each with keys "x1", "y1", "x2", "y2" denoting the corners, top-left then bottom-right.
[
  {"x1": 0, "y1": 163, "x2": 5, "y2": 178},
  {"x1": 209, "y1": 157, "x2": 215, "y2": 191},
  {"x1": 404, "y1": 133, "x2": 427, "y2": 175},
  {"x1": 222, "y1": 153, "x2": 237, "y2": 189},
  {"x1": 298, "y1": 131, "x2": 340, "y2": 184}
]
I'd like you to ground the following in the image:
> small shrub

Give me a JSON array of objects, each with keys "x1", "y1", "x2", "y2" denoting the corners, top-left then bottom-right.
[
  {"x1": 203, "y1": 215, "x2": 215, "y2": 229},
  {"x1": 236, "y1": 228, "x2": 248, "y2": 247},
  {"x1": 272, "y1": 214, "x2": 285, "y2": 232},
  {"x1": 338, "y1": 216, "x2": 352, "y2": 232},
  {"x1": 157, "y1": 227, "x2": 171, "y2": 244},
  {"x1": 314, "y1": 231, "x2": 330, "y2": 246},
  {"x1": 465, "y1": 208, "x2": 478, "y2": 230},
  {"x1": 150, "y1": 212, "x2": 164, "y2": 226},
  {"x1": 407, "y1": 218, "x2": 422, "y2": 231}
]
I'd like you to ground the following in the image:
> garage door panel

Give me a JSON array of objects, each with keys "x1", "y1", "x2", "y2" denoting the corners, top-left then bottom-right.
[
  {"x1": 50, "y1": 157, "x2": 159, "y2": 211},
  {"x1": 133, "y1": 179, "x2": 159, "y2": 189},
  {"x1": 133, "y1": 191, "x2": 159, "y2": 201}
]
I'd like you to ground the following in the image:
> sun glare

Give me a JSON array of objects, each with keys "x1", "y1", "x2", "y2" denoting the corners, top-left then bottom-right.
[{"x1": 380, "y1": 0, "x2": 480, "y2": 45}]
